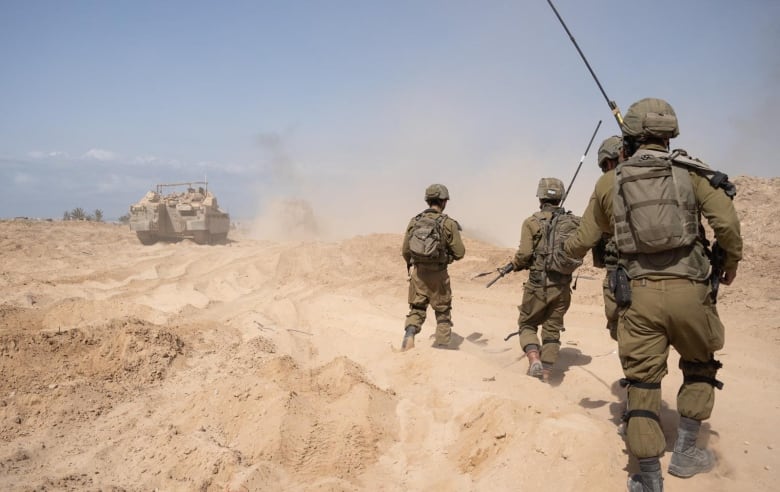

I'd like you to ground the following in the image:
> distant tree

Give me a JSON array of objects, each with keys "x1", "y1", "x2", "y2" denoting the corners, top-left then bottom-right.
[
  {"x1": 70, "y1": 207, "x2": 87, "y2": 220},
  {"x1": 63, "y1": 210, "x2": 71, "y2": 221},
  {"x1": 118, "y1": 213, "x2": 130, "y2": 224},
  {"x1": 94, "y1": 209, "x2": 104, "y2": 222}
]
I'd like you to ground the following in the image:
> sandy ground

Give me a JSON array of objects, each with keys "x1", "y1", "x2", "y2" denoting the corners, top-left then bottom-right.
[{"x1": 1, "y1": 176, "x2": 778, "y2": 492}]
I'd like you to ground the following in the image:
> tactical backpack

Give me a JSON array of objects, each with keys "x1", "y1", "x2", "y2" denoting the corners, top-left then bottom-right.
[
  {"x1": 534, "y1": 209, "x2": 583, "y2": 275},
  {"x1": 613, "y1": 149, "x2": 715, "y2": 254},
  {"x1": 408, "y1": 213, "x2": 448, "y2": 264}
]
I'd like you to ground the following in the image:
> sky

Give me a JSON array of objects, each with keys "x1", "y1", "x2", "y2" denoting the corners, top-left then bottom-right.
[{"x1": 1, "y1": 0, "x2": 778, "y2": 246}]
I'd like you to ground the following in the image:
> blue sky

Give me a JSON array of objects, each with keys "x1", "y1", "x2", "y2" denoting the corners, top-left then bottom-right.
[{"x1": 1, "y1": 1, "x2": 778, "y2": 245}]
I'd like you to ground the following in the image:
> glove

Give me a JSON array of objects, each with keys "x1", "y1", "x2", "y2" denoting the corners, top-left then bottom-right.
[{"x1": 498, "y1": 263, "x2": 514, "y2": 276}]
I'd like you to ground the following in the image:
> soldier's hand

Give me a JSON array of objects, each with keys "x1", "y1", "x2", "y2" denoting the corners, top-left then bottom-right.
[
  {"x1": 720, "y1": 268, "x2": 737, "y2": 286},
  {"x1": 498, "y1": 263, "x2": 514, "y2": 276}
]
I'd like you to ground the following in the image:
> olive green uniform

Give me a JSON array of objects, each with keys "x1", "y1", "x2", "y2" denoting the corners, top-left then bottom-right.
[
  {"x1": 512, "y1": 203, "x2": 572, "y2": 365},
  {"x1": 401, "y1": 209, "x2": 465, "y2": 344},
  {"x1": 564, "y1": 143, "x2": 742, "y2": 459},
  {"x1": 593, "y1": 235, "x2": 620, "y2": 340}
]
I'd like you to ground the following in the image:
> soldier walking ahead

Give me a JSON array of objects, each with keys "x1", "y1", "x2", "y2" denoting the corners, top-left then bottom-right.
[
  {"x1": 401, "y1": 184, "x2": 465, "y2": 350},
  {"x1": 498, "y1": 178, "x2": 580, "y2": 382},
  {"x1": 564, "y1": 98, "x2": 743, "y2": 491}
]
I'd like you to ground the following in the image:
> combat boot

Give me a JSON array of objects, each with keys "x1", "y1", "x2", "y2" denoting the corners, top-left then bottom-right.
[
  {"x1": 525, "y1": 347, "x2": 543, "y2": 378},
  {"x1": 627, "y1": 457, "x2": 663, "y2": 492},
  {"x1": 401, "y1": 326, "x2": 416, "y2": 351},
  {"x1": 668, "y1": 416, "x2": 715, "y2": 478}
]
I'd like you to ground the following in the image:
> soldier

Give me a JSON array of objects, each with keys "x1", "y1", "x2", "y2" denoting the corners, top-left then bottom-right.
[
  {"x1": 592, "y1": 135, "x2": 624, "y2": 340},
  {"x1": 401, "y1": 184, "x2": 465, "y2": 350},
  {"x1": 564, "y1": 98, "x2": 742, "y2": 491},
  {"x1": 498, "y1": 178, "x2": 578, "y2": 382}
]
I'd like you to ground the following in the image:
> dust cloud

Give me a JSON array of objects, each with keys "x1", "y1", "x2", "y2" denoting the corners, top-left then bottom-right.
[{"x1": 247, "y1": 128, "x2": 564, "y2": 247}]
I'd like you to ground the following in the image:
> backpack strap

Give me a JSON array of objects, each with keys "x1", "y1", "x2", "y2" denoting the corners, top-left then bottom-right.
[
  {"x1": 643, "y1": 149, "x2": 736, "y2": 199},
  {"x1": 437, "y1": 213, "x2": 449, "y2": 241}
]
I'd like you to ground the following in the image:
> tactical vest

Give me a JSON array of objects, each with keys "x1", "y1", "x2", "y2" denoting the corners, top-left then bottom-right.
[
  {"x1": 614, "y1": 149, "x2": 711, "y2": 280},
  {"x1": 613, "y1": 150, "x2": 700, "y2": 254}
]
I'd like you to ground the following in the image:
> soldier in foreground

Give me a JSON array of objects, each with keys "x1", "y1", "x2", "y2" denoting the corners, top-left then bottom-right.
[
  {"x1": 564, "y1": 98, "x2": 742, "y2": 491},
  {"x1": 400, "y1": 184, "x2": 465, "y2": 350},
  {"x1": 497, "y1": 178, "x2": 581, "y2": 382}
]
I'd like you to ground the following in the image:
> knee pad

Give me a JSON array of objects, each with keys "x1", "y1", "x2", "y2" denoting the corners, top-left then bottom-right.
[{"x1": 679, "y1": 358, "x2": 724, "y2": 390}]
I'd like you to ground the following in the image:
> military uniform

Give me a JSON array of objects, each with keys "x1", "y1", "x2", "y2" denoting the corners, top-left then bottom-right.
[
  {"x1": 565, "y1": 99, "x2": 742, "y2": 491},
  {"x1": 512, "y1": 203, "x2": 572, "y2": 369},
  {"x1": 498, "y1": 177, "x2": 577, "y2": 381},
  {"x1": 401, "y1": 184, "x2": 465, "y2": 349},
  {"x1": 592, "y1": 135, "x2": 624, "y2": 340},
  {"x1": 593, "y1": 235, "x2": 620, "y2": 339}
]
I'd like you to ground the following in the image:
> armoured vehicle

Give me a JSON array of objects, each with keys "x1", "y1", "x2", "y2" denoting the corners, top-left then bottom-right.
[{"x1": 129, "y1": 181, "x2": 230, "y2": 245}]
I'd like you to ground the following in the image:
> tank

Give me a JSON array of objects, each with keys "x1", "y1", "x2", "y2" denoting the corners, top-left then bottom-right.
[{"x1": 128, "y1": 181, "x2": 230, "y2": 245}]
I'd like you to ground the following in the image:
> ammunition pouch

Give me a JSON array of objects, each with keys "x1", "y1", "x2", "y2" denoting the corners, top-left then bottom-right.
[{"x1": 611, "y1": 267, "x2": 632, "y2": 307}]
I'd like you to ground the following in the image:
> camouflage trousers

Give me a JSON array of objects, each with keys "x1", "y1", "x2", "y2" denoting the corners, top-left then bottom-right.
[
  {"x1": 517, "y1": 281, "x2": 571, "y2": 365},
  {"x1": 618, "y1": 278, "x2": 725, "y2": 459},
  {"x1": 405, "y1": 265, "x2": 453, "y2": 345}
]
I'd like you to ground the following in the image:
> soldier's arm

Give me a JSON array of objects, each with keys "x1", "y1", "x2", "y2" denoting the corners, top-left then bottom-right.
[
  {"x1": 564, "y1": 172, "x2": 614, "y2": 258},
  {"x1": 511, "y1": 217, "x2": 537, "y2": 270},
  {"x1": 446, "y1": 218, "x2": 466, "y2": 261},
  {"x1": 692, "y1": 173, "x2": 743, "y2": 274},
  {"x1": 401, "y1": 219, "x2": 414, "y2": 265}
]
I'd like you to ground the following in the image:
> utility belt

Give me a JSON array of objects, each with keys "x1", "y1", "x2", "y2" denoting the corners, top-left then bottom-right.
[
  {"x1": 611, "y1": 270, "x2": 707, "y2": 308},
  {"x1": 529, "y1": 269, "x2": 571, "y2": 285},
  {"x1": 630, "y1": 277, "x2": 707, "y2": 288},
  {"x1": 415, "y1": 262, "x2": 448, "y2": 272}
]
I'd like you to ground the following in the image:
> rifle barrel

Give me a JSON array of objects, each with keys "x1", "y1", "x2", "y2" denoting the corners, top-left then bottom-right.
[{"x1": 486, "y1": 274, "x2": 503, "y2": 288}]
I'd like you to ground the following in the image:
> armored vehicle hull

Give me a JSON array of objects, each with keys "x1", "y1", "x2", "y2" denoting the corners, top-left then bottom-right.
[{"x1": 129, "y1": 182, "x2": 230, "y2": 245}]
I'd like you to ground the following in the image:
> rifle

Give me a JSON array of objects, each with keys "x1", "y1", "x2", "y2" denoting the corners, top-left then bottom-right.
[
  {"x1": 472, "y1": 270, "x2": 495, "y2": 280},
  {"x1": 546, "y1": 0, "x2": 624, "y2": 129},
  {"x1": 486, "y1": 263, "x2": 515, "y2": 288}
]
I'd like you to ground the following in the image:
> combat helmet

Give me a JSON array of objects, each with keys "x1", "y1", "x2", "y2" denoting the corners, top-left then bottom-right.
[
  {"x1": 621, "y1": 97, "x2": 680, "y2": 141},
  {"x1": 597, "y1": 135, "x2": 622, "y2": 170},
  {"x1": 536, "y1": 177, "x2": 565, "y2": 201},
  {"x1": 425, "y1": 183, "x2": 450, "y2": 200}
]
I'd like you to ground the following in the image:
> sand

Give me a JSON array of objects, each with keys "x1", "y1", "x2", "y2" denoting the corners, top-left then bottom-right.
[{"x1": 1, "y1": 176, "x2": 778, "y2": 491}]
